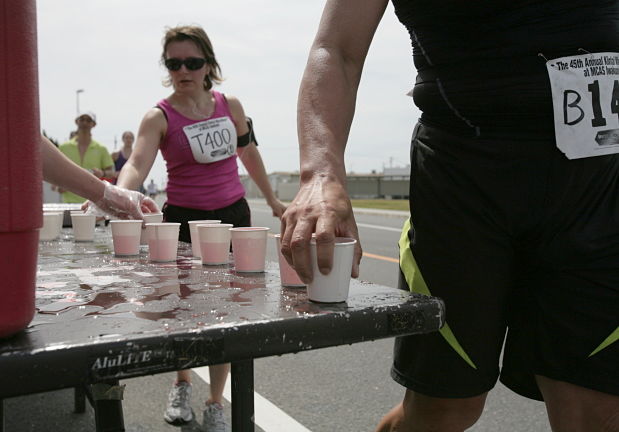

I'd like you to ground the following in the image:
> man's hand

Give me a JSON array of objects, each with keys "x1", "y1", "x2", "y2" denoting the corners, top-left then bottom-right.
[
  {"x1": 91, "y1": 168, "x2": 104, "y2": 178},
  {"x1": 280, "y1": 177, "x2": 362, "y2": 284}
]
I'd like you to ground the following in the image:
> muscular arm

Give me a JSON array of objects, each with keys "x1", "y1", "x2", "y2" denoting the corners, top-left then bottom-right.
[
  {"x1": 280, "y1": 0, "x2": 388, "y2": 282},
  {"x1": 116, "y1": 108, "x2": 165, "y2": 191}
]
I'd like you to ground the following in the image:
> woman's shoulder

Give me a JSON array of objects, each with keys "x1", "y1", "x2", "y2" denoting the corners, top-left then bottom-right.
[
  {"x1": 216, "y1": 91, "x2": 241, "y2": 106},
  {"x1": 217, "y1": 92, "x2": 244, "y2": 120},
  {"x1": 143, "y1": 105, "x2": 168, "y2": 122}
]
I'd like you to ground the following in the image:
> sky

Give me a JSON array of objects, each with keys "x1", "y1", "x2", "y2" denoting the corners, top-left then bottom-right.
[{"x1": 37, "y1": 0, "x2": 421, "y2": 187}]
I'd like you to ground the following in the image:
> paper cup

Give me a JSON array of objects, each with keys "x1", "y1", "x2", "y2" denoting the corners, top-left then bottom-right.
[
  {"x1": 40, "y1": 212, "x2": 63, "y2": 241},
  {"x1": 230, "y1": 227, "x2": 270, "y2": 273},
  {"x1": 110, "y1": 220, "x2": 142, "y2": 256},
  {"x1": 71, "y1": 213, "x2": 96, "y2": 242},
  {"x1": 47, "y1": 211, "x2": 64, "y2": 234},
  {"x1": 197, "y1": 224, "x2": 233, "y2": 265},
  {"x1": 274, "y1": 234, "x2": 305, "y2": 287},
  {"x1": 188, "y1": 220, "x2": 221, "y2": 258},
  {"x1": 146, "y1": 223, "x2": 180, "y2": 262},
  {"x1": 140, "y1": 212, "x2": 163, "y2": 245},
  {"x1": 307, "y1": 237, "x2": 357, "y2": 303}
]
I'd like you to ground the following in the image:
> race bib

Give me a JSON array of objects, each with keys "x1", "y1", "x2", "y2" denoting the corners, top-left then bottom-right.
[
  {"x1": 182, "y1": 117, "x2": 238, "y2": 164},
  {"x1": 546, "y1": 52, "x2": 619, "y2": 159}
]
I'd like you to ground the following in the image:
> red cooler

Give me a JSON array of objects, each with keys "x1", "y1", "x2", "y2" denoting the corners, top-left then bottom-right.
[{"x1": 0, "y1": 0, "x2": 41, "y2": 337}]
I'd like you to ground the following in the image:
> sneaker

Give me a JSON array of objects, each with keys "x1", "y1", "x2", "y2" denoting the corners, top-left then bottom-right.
[
  {"x1": 202, "y1": 402, "x2": 230, "y2": 432},
  {"x1": 163, "y1": 381, "x2": 194, "y2": 425}
]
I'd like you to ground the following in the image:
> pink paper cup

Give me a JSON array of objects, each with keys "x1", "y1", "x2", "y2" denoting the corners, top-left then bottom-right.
[
  {"x1": 197, "y1": 224, "x2": 233, "y2": 265},
  {"x1": 145, "y1": 223, "x2": 180, "y2": 262},
  {"x1": 71, "y1": 213, "x2": 96, "y2": 242},
  {"x1": 140, "y1": 212, "x2": 163, "y2": 245},
  {"x1": 188, "y1": 219, "x2": 221, "y2": 258},
  {"x1": 307, "y1": 237, "x2": 357, "y2": 303},
  {"x1": 110, "y1": 220, "x2": 142, "y2": 256},
  {"x1": 274, "y1": 234, "x2": 305, "y2": 287},
  {"x1": 230, "y1": 227, "x2": 270, "y2": 273}
]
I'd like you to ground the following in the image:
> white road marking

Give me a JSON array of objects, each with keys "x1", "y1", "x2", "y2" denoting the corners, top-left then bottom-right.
[
  {"x1": 356, "y1": 223, "x2": 402, "y2": 233},
  {"x1": 193, "y1": 367, "x2": 312, "y2": 432}
]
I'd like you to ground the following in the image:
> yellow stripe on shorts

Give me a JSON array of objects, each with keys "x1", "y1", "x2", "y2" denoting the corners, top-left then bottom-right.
[
  {"x1": 589, "y1": 326, "x2": 619, "y2": 357},
  {"x1": 399, "y1": 218, "x2": 477, "y2": 369}
]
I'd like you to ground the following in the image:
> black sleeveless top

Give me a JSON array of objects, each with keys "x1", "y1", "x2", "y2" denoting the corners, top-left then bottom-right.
[{"x1": 391, "y1": 0, "x2": 619, "y2": 137}]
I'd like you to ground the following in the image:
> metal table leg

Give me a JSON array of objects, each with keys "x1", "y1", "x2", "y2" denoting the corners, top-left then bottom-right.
[
  {"x1": 91, "y1": 380, "x2": 126, "y2": 432},
  {"x1": 231, "y1": 359, "x2": 255, "y2": 432},
  {"x1": 74, "y1": 386, "x2": 86, "y2": 413}
]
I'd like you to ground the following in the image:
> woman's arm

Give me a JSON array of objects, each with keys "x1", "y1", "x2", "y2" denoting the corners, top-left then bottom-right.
[
  {"x1": 41, "y1": 135, "x2": 105, "y2": 202},
  {"x1": 116, "y1": 108, "x2": 166, "y2": 190},
  {"x1": 228, "y1": 96, "x2": 286, "y2": 218},
  {"x1": 41, "y1": 136, "x2": 159, "y2": 218}
]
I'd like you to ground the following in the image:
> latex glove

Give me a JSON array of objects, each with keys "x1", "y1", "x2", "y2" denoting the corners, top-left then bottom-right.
[{"x1": 85, "y1": 181, "x2": 160, "y2": 220}]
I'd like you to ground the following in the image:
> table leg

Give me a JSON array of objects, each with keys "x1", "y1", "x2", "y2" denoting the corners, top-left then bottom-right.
[
  {"x1": 91, "y1": 380, "x2": 126, "y2": 432},
  {"x1": 1, "y1": 398, "x2": 4, "y2": 432},
  {"x1": 74, "y1": 386, "x2": 86, "y2": 413},
  {"x1": 231, "y1": 359, "x2": 255, "y2": 432}
]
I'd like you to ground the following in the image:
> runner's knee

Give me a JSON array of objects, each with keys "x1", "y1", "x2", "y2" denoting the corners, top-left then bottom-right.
[{"x1": 401, "y1": 390, "x2": 487, "y2": 431}]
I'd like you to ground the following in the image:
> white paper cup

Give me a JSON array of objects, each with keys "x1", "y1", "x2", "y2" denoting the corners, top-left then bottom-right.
[
  {"x1": 274, "y1": 234, "x2": 305, "y2": 287},
  {"x1": 110, "y1": 220, "x2": 142, "y2": 256},
  {"x1": 140, "y1": 212, "x2": 164, "y2": 245},
  {"x1": 307, "y1": 237, "x2": 357, "y2": 303},
  {"x1": 197, "y1": 224, "x2": 233, "y2": 265},
  {"x1": 230, "y1": 227, "x2": 270, "y2": 273},
  {"x1": 188, "y1": 220, "x2": 221, "y2": 258},
  {"x1": 71, "y1": 213, "x2": 96, "y2": 242},
  {"x1": 146, "y1": 223, "x2": 180, "y2": 262},
  {"x1": 40, "y1": 212, "x2": 63, "y2": 241},
  {"x1": 47, "y1": 211, "x2": 64, "y2": 234}
]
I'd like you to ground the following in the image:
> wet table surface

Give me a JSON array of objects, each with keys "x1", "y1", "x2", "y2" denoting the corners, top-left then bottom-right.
[{"x1": 0, "y1": 228, "x2": 444, "y2": 398}]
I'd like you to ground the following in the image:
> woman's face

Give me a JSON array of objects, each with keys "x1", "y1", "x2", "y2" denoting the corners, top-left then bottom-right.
[
  {"x1": 165, "y1": 40, "x2": 209, "y2": 92},
  {"x1": 122, "y1": 132, "x2": 134, "y2": 145}
]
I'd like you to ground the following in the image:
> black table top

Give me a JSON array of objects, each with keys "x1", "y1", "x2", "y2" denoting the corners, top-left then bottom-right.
[{"x1": 0, "y1": 229, "x2": 444, "y2": 398}]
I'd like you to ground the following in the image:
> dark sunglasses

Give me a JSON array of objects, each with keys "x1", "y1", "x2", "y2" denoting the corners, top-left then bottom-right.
[{"x1": 164, "y1": 57, "x2": 208, "y2": 71}]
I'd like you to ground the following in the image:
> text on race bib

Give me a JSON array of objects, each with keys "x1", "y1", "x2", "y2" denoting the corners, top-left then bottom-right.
[
  {"x1": 182, "y1": 117, "x2": 238, "y2": 164},
  {"x1": 547, "y1": 52, "x2": 619, "y2": 159}
]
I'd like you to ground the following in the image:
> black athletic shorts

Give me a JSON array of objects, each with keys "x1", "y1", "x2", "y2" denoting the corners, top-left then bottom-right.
[
  {"x1": 392, "y1": 122, "x2": 619, "y2": 401},
  {"x1": 162, "y1": 198, "x2": 251, "y2": 243}
]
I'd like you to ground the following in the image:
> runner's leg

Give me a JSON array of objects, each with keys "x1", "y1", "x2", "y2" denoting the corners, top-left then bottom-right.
[
  {"x1": 537, "y1": 376, "x2": 619, "y2": 432},
  {"x1": 376, "y1": 390, "x2": 487, "y2": 432}
]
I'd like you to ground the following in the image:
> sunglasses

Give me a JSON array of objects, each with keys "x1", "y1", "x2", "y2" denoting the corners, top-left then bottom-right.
[{"x1": 164, "y1": 57, "x2": 208, "y2": 71}]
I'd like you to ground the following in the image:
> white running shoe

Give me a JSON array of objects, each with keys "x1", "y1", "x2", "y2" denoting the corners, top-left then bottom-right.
[
  {"x1": 163, "y1": 381, "x2": 193, "y2": 425},
  {"x1": 202, "y1": 402, "x2": 230, "y2": 432}
]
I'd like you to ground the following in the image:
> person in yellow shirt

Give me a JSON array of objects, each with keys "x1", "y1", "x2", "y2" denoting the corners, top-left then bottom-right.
[{"x1": 58, "y1": 111, "x2": 114, "y2": 203}]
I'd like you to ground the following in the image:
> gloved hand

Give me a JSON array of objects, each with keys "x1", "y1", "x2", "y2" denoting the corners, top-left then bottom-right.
[{"x1": 84, "y1": 181, "x2": 160, "y2": 220}]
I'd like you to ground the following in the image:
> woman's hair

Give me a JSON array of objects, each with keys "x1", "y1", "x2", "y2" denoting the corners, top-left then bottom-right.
[
  {"x1": 122, "y1": 131, "x2": 134, "y2": 140},
  {"x1": 161, "y1": 25, "x2": 223, "y2": 90}
]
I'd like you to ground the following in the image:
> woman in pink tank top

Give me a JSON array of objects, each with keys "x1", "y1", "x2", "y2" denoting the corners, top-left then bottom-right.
[{"x1": 116, "y1": 25, "x2": 285, "y2": 429}]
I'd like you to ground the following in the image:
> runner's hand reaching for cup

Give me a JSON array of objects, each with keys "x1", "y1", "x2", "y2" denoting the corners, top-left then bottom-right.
[{"x1": 280, "y1": 176, "x2": 362, "y2": 284}]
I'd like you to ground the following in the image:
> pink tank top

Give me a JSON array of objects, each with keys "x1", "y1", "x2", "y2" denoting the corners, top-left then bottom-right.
[{"x1": 157, "y1": 91, "x2": 245, "y2": 210}]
